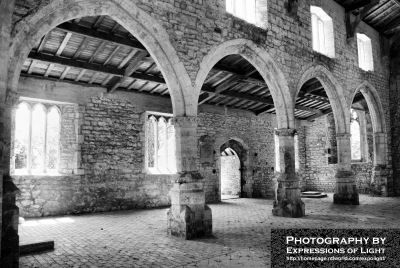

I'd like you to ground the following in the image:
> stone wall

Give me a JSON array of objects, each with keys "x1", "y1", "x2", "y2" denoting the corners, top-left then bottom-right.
[
  {"x1": 13, "y1": 97, "x2": 176, "y2": 217},
  {"x1": 197, "y1": 111, "x2": 276, "y2": 202},
  {"x1": 12, "y1": 95, "x2": 281, "y2": 216},
  {"x1": 13, "y1": 173, "x2": 174, "y2": 217},
  {"x1": 299, "y1": 114, "x2": 374, "y2": 193}
]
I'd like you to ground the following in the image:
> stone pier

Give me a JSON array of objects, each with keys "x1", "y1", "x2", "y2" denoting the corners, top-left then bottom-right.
[
  {"x1": 272, "y1": 129, "x2": 305, "y2": 218},
  {"x1": 334, "y1": 133, "x2": 359, "y2": 205},
  {"x1": 167, "y1": 116, "x2": 212, "y2": 239}
]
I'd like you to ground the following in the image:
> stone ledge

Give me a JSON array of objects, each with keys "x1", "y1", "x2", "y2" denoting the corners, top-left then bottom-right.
[{"x1": 20, "y1": 241, "x2": 55, "y2": 255}]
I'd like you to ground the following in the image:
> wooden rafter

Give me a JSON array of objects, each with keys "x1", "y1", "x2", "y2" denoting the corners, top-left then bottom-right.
[
  {"x1": 55, "y1": 32, "x2": 72, "y2": 56},
  {"x1": 107, "y1": 50, "x2": 148, "y2": 93},
  {"x1": 56, "y1": 23, "x2": 146, "y2": 51},
  {"x1": 346, "y1": 0, "x2": 380, "y2": 42},
  {"x1": 37, "y1": 34, "x2": 51, "y2": 53},
  {"x1": 384, "y1": 16, "x2": 400, "y2": 35},
  {"x1": 72, "y1": 37, "x2": 89, "y2": 60},
  {"x1": 28, "y1": 52, "x2": 165, "y2": 85}
]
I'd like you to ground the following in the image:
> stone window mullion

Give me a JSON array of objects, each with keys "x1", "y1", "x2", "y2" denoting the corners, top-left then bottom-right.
[
  {"x1": 27, "y1": 104, "x2": 33, "y2": 174},
  {"x1": 154, "y1": 118, "x2": 159, "y2": 170},
  {"x1": 163, "y1": 118, "x2": 168, "y2": 169},
  {"x1": 43, "y1": 108, "x2": 48, "y2": 174}
]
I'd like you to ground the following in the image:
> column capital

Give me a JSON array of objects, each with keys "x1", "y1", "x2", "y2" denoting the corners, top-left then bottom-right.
[
  {"x1": 4, "y1": 90, "x2": 19, "y2": 107},
  {"x1": 336, "y1": 133, "x2": 351, "y2": 139},
  {"x1": 275, "y1": 128, "x2": 296, "y2": 137},
  {"x1": 171, "y1": 116, "x2": 200, "y2": 127}
]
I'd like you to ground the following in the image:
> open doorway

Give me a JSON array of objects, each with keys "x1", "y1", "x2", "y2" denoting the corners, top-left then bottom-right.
[
  {"x1": 221, "y1": 147, "x2": 241, "y2": 200},
  {"x1": 220, "y1": 139, "x2": 247, "y2": 200}
]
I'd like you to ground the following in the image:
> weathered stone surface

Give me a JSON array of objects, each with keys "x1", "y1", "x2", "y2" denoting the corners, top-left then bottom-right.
[{"x1": 167, "y1": 172, "x2": 212, "y2": 239}]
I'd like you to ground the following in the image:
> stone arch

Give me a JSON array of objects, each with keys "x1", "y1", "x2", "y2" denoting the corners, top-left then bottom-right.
[
  {"x1": 352, "y1": 81, "x2": 387, "y2": 166},
  {"x1": 352, "y1": 81, "x2": 386, "y2": 133},
  {"x1": 195, "y1": 39, "x2": 294, "y2": 129},
  {"x1": 8, "y1": 0, "x2": 192, "y2": 116},
  {"x1": 296, "y1": 65, "x2": 349, "y2": 133},
  {"x1": 219, "y1": 138, "x2": 249, "y2": 198}
]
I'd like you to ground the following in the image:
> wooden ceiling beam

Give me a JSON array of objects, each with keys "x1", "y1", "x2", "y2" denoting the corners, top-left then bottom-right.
[
  {"x1": 103, "y1": 45, "x2": 121, "y2": 66},
  {"x1": 213, "y1": 62, "x2": 266, "y2": 86},
  {"x1": 297, "y1": 92, "x2": 330, "y2": 104},
  {"x1": 93, "y1": 15, "x2": 105, "y2": 29},
  {"x1": 255, "y1": 105, "x2": 274, "y2": 116},
  {"x1": 303, "y1": 82, "x2": 324, "y2": 94},
  {"x1": 108, "y1": 50, "x2": 148, "y2": 93},
  {"x1": 56, "y1": 23, "x2": 146, "y2": 52},
  {"x1": 37, "y1": 34, "x2": 51, "y2": 53},
  {"x1": 346, "y1": 0, "x2": 379, "y2": 42},
  {"x1": 88, "y1": 41, "x2": 106, "y2": 64},
  {"x1": 55, "y1": 32, "x2": 72, "y2": 56},
  {"x1": 201, "y1": 86, "x2": 324, "y2": 114},
  {"x1": 345, "y1": 0, "x2": 380, "y2": 12},
  {"x1": 27, "y1": 52, "x2": 165, "y2": 85},
  {"x1": 60, "y1": 66, "x2": 71, "y2": 80},
  {"x1": 384, "y1": 16, "x2": 400, "y2": 35},
  {"x1": 72, "y1": 37, "x2": 89, "y2": 60}
]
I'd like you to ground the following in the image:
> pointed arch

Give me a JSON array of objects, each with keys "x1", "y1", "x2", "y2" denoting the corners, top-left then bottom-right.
[
  {"x1": 296, "y1": 65, "x2": 349, "y2": 133},
  {"x1": 195, "y1": 39, "x2": 294, "y2": 129},
  {"x1": 8, "y1": 0, "x2": 192, "y2": 116},
  {"x1": 352, "y1": 81, "x2": 386, "y2": 134}
]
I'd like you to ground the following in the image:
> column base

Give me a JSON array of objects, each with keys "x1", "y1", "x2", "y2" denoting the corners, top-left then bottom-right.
[
  {"x1": 1, "y1": 178, "x2": 20, "y2": 268},
  {"x1": 371, "y1": 166, "x2": 389, "y2": 197},
  {"x1": 167, "y1": 205, "x2": 212, "y2": 240},
  {"x1": 272, "y1": 198, "x2": 305, "y2": 218},
  {"x1": 167, "y1": 172, "x2": 212, "y2": 240},
  {"x1": 334, "y1": 171, "x2": 359, "y2": 205},
  {"x1": 333, "y1": 193, "x2": 359, "y2": 205}
]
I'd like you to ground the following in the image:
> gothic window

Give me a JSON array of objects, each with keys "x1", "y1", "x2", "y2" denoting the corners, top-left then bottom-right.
[
  {"x1": 226, "y1": 0, "x2": 257, "y2": 24},
  {"x1": 146, "y1": 113, "x2": 176, "y2": 174},
  {"x1": 350, "y1": 109, "x2": 361, "y2": 160},
  {"x1": 357, "y1": 33, "x2": 374, "y2": 71},
  {"x1": 14, "y1": 102, "x2": 60, "y2": 174},
  {"x1": 310, "y1": 6, "x2": 335, "y2": 58}
]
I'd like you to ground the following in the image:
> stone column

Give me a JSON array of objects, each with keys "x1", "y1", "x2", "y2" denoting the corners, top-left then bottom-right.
[
  {"x1": 334, "y1": 133, "x2": 359, "y2": 204},
  {"x1": 167, "y1": 116, "x2": 212, "y2": 239},
  {"x1": 1, "y1": 1, "x2": 19, "y2": 267},
  {"x1": 372, "y1": 132, "x2": 389, "y2": 196},
  {"x1": 272, "y1": 129, "x2": 305, "y2": 218}
]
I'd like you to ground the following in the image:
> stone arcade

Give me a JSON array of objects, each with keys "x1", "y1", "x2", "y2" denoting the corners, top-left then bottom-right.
[{"x1": 1, "y1": 0, "x2": 400, "y2": 267}]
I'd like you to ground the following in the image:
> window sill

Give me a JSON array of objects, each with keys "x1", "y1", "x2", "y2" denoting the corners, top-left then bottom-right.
[
  {"x1": 351, "y1": 161, "x2": 369, "y2": 165},
  {"x1": 12, "y1": 170, "x2": 70, "y2": 177},
  {"x1": 146, "y1": 167, "x2": 176, "y2": 175}
]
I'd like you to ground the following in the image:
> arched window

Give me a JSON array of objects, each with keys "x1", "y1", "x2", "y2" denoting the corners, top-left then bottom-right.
[
  {"x1": 310, "y1": 6, "x2": 335, "y2": 58},
  {"x1": 146, "y1": 113, "x2": 176, "y2": 174},
  {"x1": 350, "y1": 109, "x2": 361, "y2": 160},
  {"x1": 14, "y1": 102, "x2": 61, "y2": 174}
]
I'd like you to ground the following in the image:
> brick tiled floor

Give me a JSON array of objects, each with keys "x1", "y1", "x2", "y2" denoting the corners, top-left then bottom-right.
[{"x1": 19, "y1": 194, "x2": 400, "y2": 268}]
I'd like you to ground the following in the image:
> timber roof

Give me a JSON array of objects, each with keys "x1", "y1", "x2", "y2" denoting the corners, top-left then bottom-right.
[{"x1": 20, "y1": 2, "x2": 387, "y2": 121}]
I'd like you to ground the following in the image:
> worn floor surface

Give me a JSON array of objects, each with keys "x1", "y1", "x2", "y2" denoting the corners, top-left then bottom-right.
[{"x1": 19, "y1": 194, "x2": 400, "y2": 268}]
